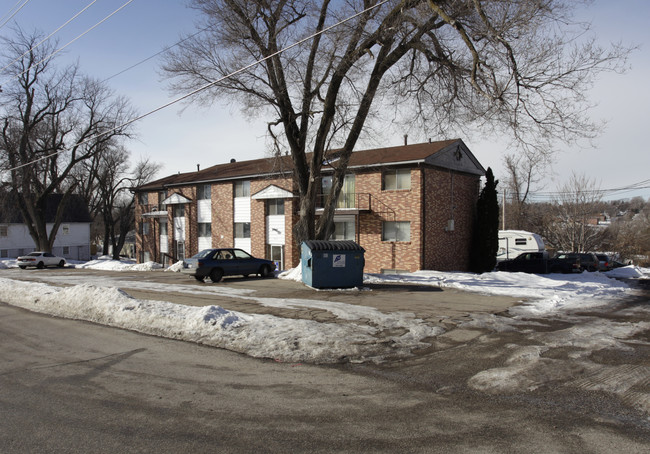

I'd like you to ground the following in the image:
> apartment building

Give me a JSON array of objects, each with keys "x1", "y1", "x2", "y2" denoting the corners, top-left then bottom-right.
[{"x1": 134, "y1": 139, "x2": 485, "y2": 273}]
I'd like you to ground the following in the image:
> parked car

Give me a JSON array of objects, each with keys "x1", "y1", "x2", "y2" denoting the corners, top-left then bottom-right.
[
  {"x1": 596, "y1": 254, "x2": 614, "y2": 271},
  {"x1": 17, "y1": 251, "x2": 66, "y2": 269},
  {"x1": 182, "y1": 248, "x2": 276, "y2": 283},
  {"x1": 554, "y1": 252, "x2": 600, "y2": 272},
  {"x1": 496, "y1": 252, "x2": 581, "y2": 274}
]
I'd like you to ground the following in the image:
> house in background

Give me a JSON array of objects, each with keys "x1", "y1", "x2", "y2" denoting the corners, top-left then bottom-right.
[
  {"x1": 0, "y1": 193, "x2": 92, "y2": 261},
  {"x1": 134, "y1": 139, "x2": 486, "y2": 273}
]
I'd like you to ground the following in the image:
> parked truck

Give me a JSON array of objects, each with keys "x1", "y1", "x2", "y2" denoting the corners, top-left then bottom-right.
[
  {"x1": 497, "y1": 230, "x2": 545, "y2": 262},
  {"x1": 496, "y1": 252, "x2": 583, "y2": 274}
]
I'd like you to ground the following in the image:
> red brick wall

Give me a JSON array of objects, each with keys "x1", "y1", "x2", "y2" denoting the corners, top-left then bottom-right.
[
  {"x1": 422, "y1": 168, "x2": 480, "y2": 271},
  {"x1": 354, "y1": 169, "x2": 424, "y2": 273},
  {"x1": 212, "y1": 183, "x2": 233, "y2": 249}
]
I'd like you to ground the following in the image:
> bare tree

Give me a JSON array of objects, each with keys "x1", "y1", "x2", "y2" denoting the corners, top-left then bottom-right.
[
  {"x1": 162, "y1": 0, "x2": 630, "y2": 245},
  {"x1": 545, "y1": 172, "x2": 605, "y2": 252},
  {"x1": 0, "y1": 29, "x2": 137, "y2": 252},
  {"x1": 502, "y1": 151, "x2": 551, "y2": 230}
]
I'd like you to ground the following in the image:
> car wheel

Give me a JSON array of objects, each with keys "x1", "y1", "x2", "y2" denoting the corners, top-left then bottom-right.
[
  {"x1": 19, "y1": 266, "x2": 26, "y2": 270},
  {"x1": 58, "y1": 260, "x2": 65, "y2": 268},
  {"x1": 194, "y1": 275, "x2": 205, "y2": 282},
  {"x1": 259, "y1": 265, "x2": 273, "y2": 278},
  {"x1": 209, "y1": 268, "x2": 223, "y2": 283},
  {"x1": 37, "y1": 261, "x2": 45, "y2": 269}
]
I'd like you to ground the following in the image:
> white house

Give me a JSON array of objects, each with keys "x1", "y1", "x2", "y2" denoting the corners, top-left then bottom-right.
[{"x1": 0, "y1": 194, "x2": 92, "y2": 261}]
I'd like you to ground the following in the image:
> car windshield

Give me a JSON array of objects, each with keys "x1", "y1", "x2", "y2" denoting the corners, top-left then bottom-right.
[{"x1": 193, "y1": 249, "x2": 215, "y2": 259}]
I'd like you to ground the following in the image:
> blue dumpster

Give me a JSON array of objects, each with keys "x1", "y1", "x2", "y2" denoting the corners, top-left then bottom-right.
[{"x1": 301, "y1": 240, "x2": 365, "y2": 289}]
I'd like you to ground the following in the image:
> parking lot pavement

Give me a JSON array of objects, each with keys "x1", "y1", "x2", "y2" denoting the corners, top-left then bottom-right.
[{"x1": 0, "y1": 267, "x2": 521, "y2": 324}]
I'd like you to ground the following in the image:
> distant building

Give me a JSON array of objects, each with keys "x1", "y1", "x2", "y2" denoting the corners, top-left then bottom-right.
[
  {"x1": 0, "y1": 193, "x2": 92, "y2": 261},
  {"x1": 134, "y1": 139, "x2": 486, "y2": 273}
]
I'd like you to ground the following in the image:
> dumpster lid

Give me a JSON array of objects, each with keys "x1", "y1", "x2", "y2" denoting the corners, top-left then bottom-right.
[{"x1": 302, "y1": 240, "x2": 365, "y2": 252}]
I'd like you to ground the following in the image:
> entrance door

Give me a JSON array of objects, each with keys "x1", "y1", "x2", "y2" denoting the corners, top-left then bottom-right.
[
  {"x1": 269, "y1": 244, "x2": 284, "y2": 271},
  {"x1": 176, "y1": 240, "x2": 185, "y2": 261}
]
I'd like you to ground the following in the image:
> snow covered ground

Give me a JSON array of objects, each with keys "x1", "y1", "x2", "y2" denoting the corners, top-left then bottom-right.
[{"x1": 0, "y1": 256, "x2": 648, "y2": 365}]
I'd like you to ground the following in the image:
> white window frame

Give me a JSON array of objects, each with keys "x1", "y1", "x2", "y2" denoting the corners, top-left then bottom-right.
[
  {"x1": 382, "y1": 221, "x2": 410, "y2": 242},
  {"x1": 383, "y1": 169, "x2": 411, "y2": 191}
]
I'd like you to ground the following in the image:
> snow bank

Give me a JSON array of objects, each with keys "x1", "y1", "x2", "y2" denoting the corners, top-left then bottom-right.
[
  {"x1": 0, "y1": 278, "x2": 439, "y2": 364},
  {"x1": 76, "y1": 259, "x2": 162, "y2": 271},
  {"x1": 165, "y1": 261, "x2": 184, "y2": 272}
]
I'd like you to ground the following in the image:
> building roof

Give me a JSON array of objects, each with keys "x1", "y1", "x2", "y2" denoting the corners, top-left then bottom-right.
[
  {"x1": 137, "y1": 139, "x2": 485, "y2": 192},
  {"x1": 0, "y1": 193, "x2": 92, "y2": 224}
]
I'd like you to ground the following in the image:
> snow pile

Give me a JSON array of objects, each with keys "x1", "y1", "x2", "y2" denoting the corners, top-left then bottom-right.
[
  {"x1": 0, "y1": 277, "x2": 438, "y2": 364},
  {"x1": 605, "y1": 265, "x2": 645, "y2": 279},
  {"x1": 278, "y1": 266, "x2": 302, "y2": 282},
  {"x1": 165, "y1": 261, "x2": 185, "y2": 272},
  {"x1": 76, "y1": 259, "x2": 163, "y2": 271}
]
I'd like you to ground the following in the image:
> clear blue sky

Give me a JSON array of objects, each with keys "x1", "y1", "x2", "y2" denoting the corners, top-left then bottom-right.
[{"x1": 2, "y1": 0, "x2": 649, "y2": 201}]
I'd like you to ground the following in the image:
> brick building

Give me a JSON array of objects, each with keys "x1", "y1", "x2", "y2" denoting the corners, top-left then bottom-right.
[{"x1": 134, "y1": 139, "x2": 485, "y2": 273}]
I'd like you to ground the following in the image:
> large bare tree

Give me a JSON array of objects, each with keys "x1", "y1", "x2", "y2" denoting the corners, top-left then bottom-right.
[
  {"x1": 0, "y1": 29, "x2": 136, "y2": 252},
  {"x1": 162, "y1": 0, "x2": 629, "y2": 245},
  {"x1": 546, "y1": 172, "x2": 605, "y2": 252}
]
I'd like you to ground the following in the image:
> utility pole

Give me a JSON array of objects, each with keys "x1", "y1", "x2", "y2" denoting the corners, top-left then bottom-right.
[{"x1": 502, "y1": 189, "x2": 506, "y2": 230}]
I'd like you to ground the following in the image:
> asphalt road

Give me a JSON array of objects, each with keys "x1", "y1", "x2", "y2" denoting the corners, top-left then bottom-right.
[{"x1": 1, "y1": 269, "x2": 649, "y2": 452}]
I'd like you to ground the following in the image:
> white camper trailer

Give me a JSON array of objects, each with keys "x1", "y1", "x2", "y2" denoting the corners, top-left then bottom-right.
[{"x1": 497, "y1": 230, "x2": 545, "y2": 261}]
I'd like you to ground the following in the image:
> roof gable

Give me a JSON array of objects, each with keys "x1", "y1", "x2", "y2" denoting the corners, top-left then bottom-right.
[
  {"x1": 162, "y1": 193, "x2": 192, "y2": 205},
  {"x1": 251, "y1": 185, "x2": 296, "y2": 200}
]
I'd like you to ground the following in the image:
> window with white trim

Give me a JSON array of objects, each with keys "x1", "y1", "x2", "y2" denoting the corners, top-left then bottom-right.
[
  {"x1": 382, "y1": 221, "x2": 410, "y2": 242},
  {"x1": 198, "y1": 184, "x2": 211, "y2": 200},
  {"x1": 234, "y1": 222, "x2": 250, "y2": 238},
  {"x1": 266, "y1": 199, "x2": 285, "y2": 215},
  {"x1": 383, "y1": 169, "x2": 411, "y2": 190},
  {"x1": 198, "y1": 223, "x2": 211, "y2": 237},
  {"x1": 235, "y1": 181, "x2": 250, "y2": 197}
]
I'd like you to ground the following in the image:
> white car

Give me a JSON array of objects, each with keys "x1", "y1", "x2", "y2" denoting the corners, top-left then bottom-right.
[{"x1": 17, "y1": 252, "x2": 67, "y2": 269}]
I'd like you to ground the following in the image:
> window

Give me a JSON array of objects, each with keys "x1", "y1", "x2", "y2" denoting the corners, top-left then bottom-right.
[
  {"x1": 173, "y1": 205, "x2": 185, "y2": 218},
  {"x1": 235, "y1": 181, "x2": 250, "y2": 198},
  {"x1": 198, "y1": 184, "x2": 211, "y2": 200},
  {"x1": 321, "y1": 174, "x2": 355, "y2": 208},
  {"x1": 63, "y1": 246, "x2": 70, "y2": 255},
  {"x1": 138, "y1": 192, "x2": 148, "y2": 205},
  {"x1": 1, "y1": 250, "x2": 7, "y2": 258},
  {"x1": 383, "y1": 169, "x2": 411, "y2": 190},
  {"x1": 234, "y1": 222, "x2": 250, "y2": 238},
  {"x1": 267, "y1": 199, "x2": 285, "y2": 215},
  {"x1": 332, "y1": 220, "x2": 355, "y2": 241},
  {"x1": 198, "y1": 223, "x2": 211, "y2": 237},
  {"x1": 382, "y1": 221, "x2": 410, "y2": 242},
  {"x1": 159, "y1": 221, "x2": 168, "y2": 236},
  {"x1": 142, "y1": 222, "x2": 150, "y2": 235},
  {"x1": 158, "y1": 191, "x2": 167, "y2": 210},
  {"x1": 0, "y1": 225, "x2": 7, "y2": 237},
  {"x1": 61, "y1": 224, "x2": 70, "y2": 235}
]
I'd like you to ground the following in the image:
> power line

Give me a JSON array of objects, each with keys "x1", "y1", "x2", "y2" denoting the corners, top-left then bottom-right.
[
  {"x1": 0, "y1": 0, "x2": 98, "y2": 76},
  {"x1": 8, "y1": 0, "x2": 135, "y2": 82},
  {"x1": 102, "y1": 26, "x2": 209, "y2": 83},
  {"x1": 4, "y1": 0, "x2": 391, "y2": 173},
  {"x1": 0, "y1": 0, "x2": 31, "y2": 30}
]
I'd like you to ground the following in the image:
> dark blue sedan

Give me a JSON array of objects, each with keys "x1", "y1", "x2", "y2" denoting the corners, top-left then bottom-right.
[{"x1": 182, "y1": 248, "x2": 276, "y2": 283}]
